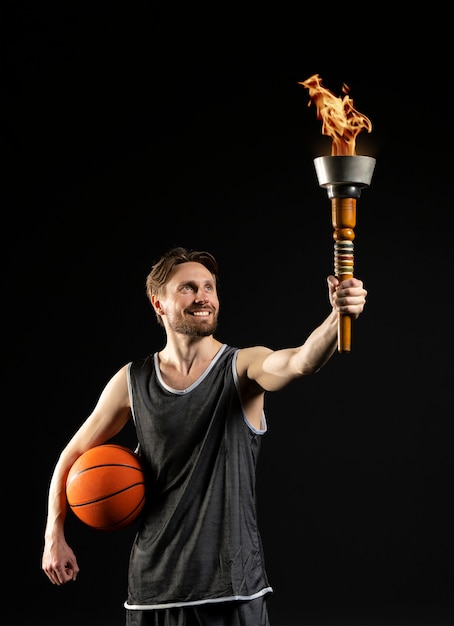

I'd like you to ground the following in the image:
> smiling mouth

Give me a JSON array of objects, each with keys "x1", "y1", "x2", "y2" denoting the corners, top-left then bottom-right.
[{"x1": 191, "y1": 311, "x2": 210, "y2": 317}]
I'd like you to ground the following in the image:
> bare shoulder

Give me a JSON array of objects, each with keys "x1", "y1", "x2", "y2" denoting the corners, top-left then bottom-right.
[
  {"x1": 99, "y1": 363, "x2": 131, "y2": 407},
  {"x1": 236, "y1": 346, "x2": 273, "y2": 379}
]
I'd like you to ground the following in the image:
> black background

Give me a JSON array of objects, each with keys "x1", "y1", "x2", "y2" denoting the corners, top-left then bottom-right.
[{"x1": 5, "y1": 3, "x2": 453, "y2": 625}]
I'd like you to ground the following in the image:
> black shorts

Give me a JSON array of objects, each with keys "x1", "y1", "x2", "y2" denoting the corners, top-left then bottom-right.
[{"x1": 125, "y1": 595, "x2": 270, "y2": 626}]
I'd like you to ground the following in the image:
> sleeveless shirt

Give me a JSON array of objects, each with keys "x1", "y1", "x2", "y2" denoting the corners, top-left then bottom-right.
[{"x1": 124, "y1": 344, "x2": 273, "y2": 610}]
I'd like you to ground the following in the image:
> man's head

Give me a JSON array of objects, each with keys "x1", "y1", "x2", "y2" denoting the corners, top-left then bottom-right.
[{"x1": 146, "y1": 247, "x2": 220, "y2": 334}]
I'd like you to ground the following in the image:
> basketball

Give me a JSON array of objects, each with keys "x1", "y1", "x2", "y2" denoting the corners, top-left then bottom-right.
[{"x1": 66, "y1": 444, "x2": 146, "y2": 531}]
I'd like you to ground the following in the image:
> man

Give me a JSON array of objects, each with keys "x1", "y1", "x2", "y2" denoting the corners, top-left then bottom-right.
[{"x1": 42, "y1": 246, "x2": 368, "y2": 625}]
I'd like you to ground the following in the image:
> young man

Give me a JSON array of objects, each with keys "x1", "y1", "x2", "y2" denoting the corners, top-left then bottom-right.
[{"x1": 42, "y1": 246, "x2": 368, "y2": 626}]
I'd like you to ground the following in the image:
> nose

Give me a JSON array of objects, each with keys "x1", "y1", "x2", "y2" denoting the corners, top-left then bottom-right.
[{"x1": 195, "y1": 289, "x2": 209, "y2": 304}]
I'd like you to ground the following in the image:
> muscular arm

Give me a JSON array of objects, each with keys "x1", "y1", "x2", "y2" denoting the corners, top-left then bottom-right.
[
  {"x1": 42, "y1": 364, "x2": 131, "y2": 585},
  {"x1": 237, "y1": 276, "x2": 367, "y2": 393}
]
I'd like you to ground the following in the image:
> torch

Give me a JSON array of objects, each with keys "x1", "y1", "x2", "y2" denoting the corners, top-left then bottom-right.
[
  {"x1": 314, "y1": 155, "x2": 375, "y2": 352},
  {"x1": 300, "y1": 74, "x2": 375, "y2": 353}
]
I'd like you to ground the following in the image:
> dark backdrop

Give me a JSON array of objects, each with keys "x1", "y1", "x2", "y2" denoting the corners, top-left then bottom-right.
[{"x1": 5, "y1": 3, "x2": 453, "y2": 625}]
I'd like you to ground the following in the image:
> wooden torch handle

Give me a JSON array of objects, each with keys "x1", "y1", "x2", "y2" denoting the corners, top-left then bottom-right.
[{"x1": 331, "y1": 197, "x2": 357, "y2": 353}]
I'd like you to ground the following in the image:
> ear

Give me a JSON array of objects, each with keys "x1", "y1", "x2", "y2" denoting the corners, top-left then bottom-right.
[{"x1": 151, "y1": 294, "x2": 165, "y2": 317}]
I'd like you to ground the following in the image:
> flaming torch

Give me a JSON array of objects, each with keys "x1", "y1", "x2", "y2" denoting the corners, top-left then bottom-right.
[{"x1": 300, "y1": 74, "x2": 375, "y2": 353}]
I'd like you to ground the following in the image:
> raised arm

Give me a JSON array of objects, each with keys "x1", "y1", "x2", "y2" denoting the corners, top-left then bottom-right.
[
  {"x1": 237, "y1": 275, "x2": 367, "y2": 392},
  {"x1": 42, "y1": 364, "x2": 132, "y2": 585}
]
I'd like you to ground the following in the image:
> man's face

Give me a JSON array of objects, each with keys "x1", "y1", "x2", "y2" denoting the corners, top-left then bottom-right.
[{"x1": 153, "y1": 262, "x2": 219, "y2": 337}]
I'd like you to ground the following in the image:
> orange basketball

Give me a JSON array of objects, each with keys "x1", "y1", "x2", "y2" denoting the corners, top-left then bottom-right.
[{"x1": 66, "y1": 444, "x2": 146, "y2": 531}]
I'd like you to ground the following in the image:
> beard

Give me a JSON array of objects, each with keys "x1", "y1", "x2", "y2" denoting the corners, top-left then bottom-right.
[{"x1": 168, "y1": 311, "x2": 218, "y2": 337}]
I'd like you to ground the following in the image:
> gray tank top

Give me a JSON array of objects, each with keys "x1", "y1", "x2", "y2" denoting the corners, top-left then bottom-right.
[{"x1": 124, "y1": 344, "x2": 273, "y2": 609}]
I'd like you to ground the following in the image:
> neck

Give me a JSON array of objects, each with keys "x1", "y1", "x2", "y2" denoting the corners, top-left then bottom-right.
[{"x1": 159, "y1": 336, "x2": 223, "y2": 372}]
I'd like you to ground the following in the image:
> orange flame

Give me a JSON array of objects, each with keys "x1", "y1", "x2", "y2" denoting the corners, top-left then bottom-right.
[{"x1": 299, "y1": 74, "x2": 372, "y2": 156}]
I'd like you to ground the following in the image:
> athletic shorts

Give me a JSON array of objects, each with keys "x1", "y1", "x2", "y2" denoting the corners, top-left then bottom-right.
[{"x1": 125, "y1": 595, "x2": 270, "y2": 626}]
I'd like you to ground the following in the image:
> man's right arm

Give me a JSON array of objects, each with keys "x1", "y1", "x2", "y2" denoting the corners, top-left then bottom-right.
[{"x1": 42, "y1": 364, "x2": 132, "y2": 585}]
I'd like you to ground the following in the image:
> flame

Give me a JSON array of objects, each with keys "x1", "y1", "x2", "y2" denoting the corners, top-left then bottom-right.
[{"x1": 299, "y1": 74, "x2": 372, "y2": 156}]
